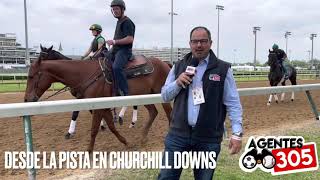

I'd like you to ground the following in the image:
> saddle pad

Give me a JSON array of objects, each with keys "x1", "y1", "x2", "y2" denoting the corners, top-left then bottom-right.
[{"x1": 105, "y1": 60, "x2": 154, "y2": 82}]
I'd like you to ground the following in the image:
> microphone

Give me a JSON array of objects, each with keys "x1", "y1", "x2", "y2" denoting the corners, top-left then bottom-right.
[
  {"x1": 182, "y1": 58, "x2": 199, "y2": 88},
  {"x1": 185, "y1": 58, "x2": 199, "y2": 77}
]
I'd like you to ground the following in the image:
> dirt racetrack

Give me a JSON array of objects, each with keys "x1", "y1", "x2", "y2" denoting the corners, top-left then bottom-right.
[{"x1": 0, "y1": 79, "x2": 319, "y2": 179}]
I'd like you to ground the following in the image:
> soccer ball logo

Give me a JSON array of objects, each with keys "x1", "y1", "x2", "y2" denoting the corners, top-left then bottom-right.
[
  {"x1": 242, "y1": 155, "x2": 256, "y2": 169},
  {"x1": 241, "y1": 148, "x2": 276, "y2": 170}
]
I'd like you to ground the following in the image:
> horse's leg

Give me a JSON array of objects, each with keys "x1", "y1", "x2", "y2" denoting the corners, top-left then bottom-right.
[
  {"x1": 281, "y1": 93, "x2": 285, "y2": 102},
  {"x1": 267, "y1": 94, "x2": 273, "y2": 106},
  {"x1": 267, "y1": 80, "x2": 274, "y2": 106},
  {"x1": 271, "y1": 82, "x2": 279, "y2": 104},
  {"x1": 89, "y1": 110, "x2": 106, "y2": 131},
  {"x1": 281, "y1": 80, "x2": 286, "y2": 102},
  {"x1": 129, "y1": 106, "x2": 138, "y2": 128},
  {"x1": 101, "y1": 109, "x2": 127, "y2": 145},
  {"x1": 274, "y1": 93, "x2": 279, "y2": 103},
  {"x1": 291, "y1": 91, "x2": 295, "y2": 101},
  {"x1": 88, "y1": 110, "x2": 103, "y2": 153},
  {"x1": 141, "y1": 104, "x2": 158, "y2": 143},
  {"x1": 112, "y1": 108, "x2": 118, "y2": 124},
  {"x1": 65, "y1": 111, "x2": 80, "y2": 139},
  {"x1": 118, "y1": 106, "x2": 128, "y2": 125},
  {"x1": 161, "y1": 103, "x2": 172, "y2": 125},
  {"x1": 290, "y1": 75, "x2": 297, "y2": 101}
]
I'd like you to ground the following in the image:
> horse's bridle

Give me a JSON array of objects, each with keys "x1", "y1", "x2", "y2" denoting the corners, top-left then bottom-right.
[
  {"x1": 268, "y1": 52, "x2": 278, "y2": 66},
  {"x1": 27, "y1": 59, "x2": 107, "y2": 101},
  {"x1": 27, "y1": 69, "x2": 43, "y2": 101}
]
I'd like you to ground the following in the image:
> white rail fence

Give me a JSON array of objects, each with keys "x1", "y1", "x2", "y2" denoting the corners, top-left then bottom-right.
[
  {"x1": 0, "y1": 84, "x2": 320, "y2": 180},
  {"x1": 1, "y1": 70, "x2": 320, "y2": 81},
  {"x1": 0, "y1": 84, "x2": 320, "y2": 118}
]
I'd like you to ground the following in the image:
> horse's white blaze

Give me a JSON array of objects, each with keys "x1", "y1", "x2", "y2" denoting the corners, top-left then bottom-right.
[
  {"x1": 281, "y1": 93, "x2": 285, "y2": 101},
  {"x1": 291, "y1": 92, "x2": 295, "y2": 100},
  {"x1": 68, "y1": 120, "x2": 77, "y2": 134},
  {"x1": 119, "y1": 106, "x2": 127, "y2": 118}
]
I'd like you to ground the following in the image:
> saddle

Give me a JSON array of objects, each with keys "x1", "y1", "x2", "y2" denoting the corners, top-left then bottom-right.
[{"x1": 104, "y1": 55, "x2": 154, "y2": 82}]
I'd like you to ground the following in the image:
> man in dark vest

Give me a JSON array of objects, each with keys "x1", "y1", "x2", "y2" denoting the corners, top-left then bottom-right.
[
  {"x1": 106, "y1": 0, "x2": 135, "y2": 96},
  {"x1": 158, "y1": 26, "x2": 243, "y2": 180},
  {"x1": 82, "y1": 24, "x2": 107, "y2": 60}
]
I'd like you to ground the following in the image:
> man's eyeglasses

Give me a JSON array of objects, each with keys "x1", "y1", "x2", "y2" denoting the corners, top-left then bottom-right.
[{"x1": 190, "y1": 39, "x2": 210, "y2": 45}]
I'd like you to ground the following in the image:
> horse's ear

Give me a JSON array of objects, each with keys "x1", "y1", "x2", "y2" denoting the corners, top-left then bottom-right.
[
  {"x1": 48, "y1": 45, "x2": 53, "y2": 51},
  {"x1": 40, "y1": 44, "x2": 43, "y2": 51},
  {"x1": 269, "y1": 49, "x2": 271, "y2": 53}
]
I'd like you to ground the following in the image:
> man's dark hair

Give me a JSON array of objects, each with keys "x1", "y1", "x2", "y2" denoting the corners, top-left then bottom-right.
[{"x1": 190, "y1": 26, "x2": 212, "y2": 41}]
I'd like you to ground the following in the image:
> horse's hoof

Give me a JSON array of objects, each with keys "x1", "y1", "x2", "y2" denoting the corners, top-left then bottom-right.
[
  {"x1": 100, "y1": 125, "x2": 106, "y2": 131},
  {"x1": 267, "y1": 102, "x2": 271, "y2": 106},
  {"x1": 129, "y1": 122, "x2": 135, "y2": 128},
  {"x1": 291, "y1": 99, "x2": 294, "y2": 102},
  {"x1": 276, "y1": 100, "x2": 278, "y2": 104},
  {"x1": 65, "y1": 133, "x2": 72, "y2": 139},
  {"x1": 119, "y1": 117, "x2": 123, "y2": 126}
]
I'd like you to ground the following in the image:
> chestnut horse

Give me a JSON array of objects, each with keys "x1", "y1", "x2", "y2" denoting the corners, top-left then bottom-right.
[
  {"x1": 38, "y1": 45, "x2": 109, "y2": 137},
  {"x1": 24, "y1": 58, "x2": 172, "y2": 152}
]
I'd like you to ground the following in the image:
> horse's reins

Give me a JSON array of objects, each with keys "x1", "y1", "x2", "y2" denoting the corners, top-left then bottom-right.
[
  {"x1": 30, "y1": 58, "x2": 108, "y2": 101},
  {"x1": 39, "y1": 86, "x2": 70, "y2": 101},
  {"x1": 69, "y1": 59, "x2": 108, "y2": 98}
]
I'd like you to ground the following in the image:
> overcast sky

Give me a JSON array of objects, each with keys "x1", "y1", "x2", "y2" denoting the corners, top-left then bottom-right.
[{"x1": 1, "y1": 0, "x2": 320, "y2": 63}]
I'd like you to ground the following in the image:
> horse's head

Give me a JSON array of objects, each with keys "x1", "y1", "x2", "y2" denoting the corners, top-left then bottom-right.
[
  {"x1": 24, "y1": 59, "x2": 54, "y2": 102},
  {"x1": 267, "y1": 49, "x2": 278, "y2": 67},
  {"x1": 39, "y1": 44, "x2": 71, "y2": 60},
  {"x1": 39, "y1": 44, "x2": 54, "y2": 60}
]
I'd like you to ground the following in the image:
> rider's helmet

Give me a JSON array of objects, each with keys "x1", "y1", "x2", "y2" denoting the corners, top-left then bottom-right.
[
  {"x1": 89, "y1": 24, "x2": 102, "y2": 33},
  {"x1": 272, "y1": 44, "x2": 279, "y2": 50},
  {"x1": 110, "y1": 0, "x2": 126, "y2": 10}
]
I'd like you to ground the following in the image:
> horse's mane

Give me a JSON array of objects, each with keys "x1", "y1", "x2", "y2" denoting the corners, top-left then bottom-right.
[
  {"x1": 40, "y1": 45, "x2": 72, "y2": 60},
  {"x1": 52, "y1": 50, "x2": 72, "y2": 60}
]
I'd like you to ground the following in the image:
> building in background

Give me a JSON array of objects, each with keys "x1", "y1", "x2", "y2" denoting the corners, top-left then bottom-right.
[
  {"x1": 1, "y1": 32, "x2": 191, "y2": 68},
  {"x1": 133, "y1": 47, "x2": 190, "y2": 64},
  {"x1": 0, "y1": 33, "x2": 38, "y2": 68}
]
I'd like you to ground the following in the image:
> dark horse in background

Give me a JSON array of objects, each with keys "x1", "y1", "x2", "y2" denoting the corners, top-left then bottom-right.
[
  {"x1": 24, "y1": 52, "x2": 172, "y2": 153},
  {"x1": 267, "y1": 49, "x2": 297, "y2": 105}
]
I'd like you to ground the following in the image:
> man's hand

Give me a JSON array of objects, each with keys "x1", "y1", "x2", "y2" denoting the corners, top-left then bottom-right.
[
  {"x1": 229, "y1": 137, "x2": 242, "y2": 155},
  {"x1": 176, "y1": 72, "x2": 193, "y2": 88},
  {"x1": 106, "y1": 40, "x2": 115, "y2": 46}
]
